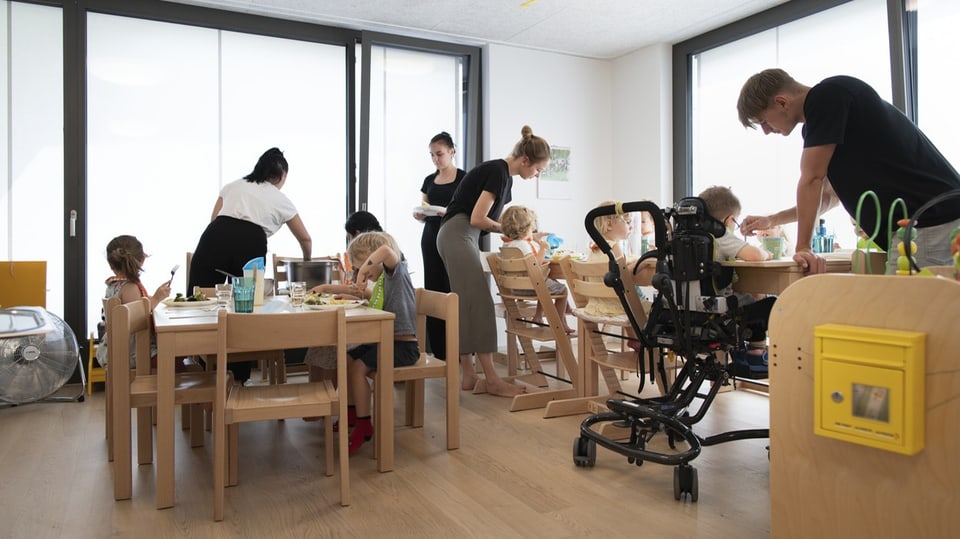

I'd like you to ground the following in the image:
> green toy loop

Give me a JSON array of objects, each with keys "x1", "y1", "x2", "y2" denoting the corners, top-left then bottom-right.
[{"x1": 854, "y1": 191, "x2": 882, "y2": 274}]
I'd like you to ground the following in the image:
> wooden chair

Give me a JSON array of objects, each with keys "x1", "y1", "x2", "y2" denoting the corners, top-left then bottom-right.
[
  {"x1": 543, "y1": 256, "x2": 658, "y2": 418},
  {"x1": 213, "y1": 308, "x2": 350, "y2": 521},
  {"x1": 486, "y1": 248, "x2": 578, "y2": 412},
  {"x1": 383, "y1": 288, "x2": 460, "y2": 449},
  {"x1": 109, "y1": 297, "x2": 217, "y2": 501}
]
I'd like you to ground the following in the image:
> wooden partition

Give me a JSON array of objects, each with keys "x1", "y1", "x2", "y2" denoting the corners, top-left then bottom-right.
[{"x1": 768, "y1": 274, "x2": 959, "y2": 537}]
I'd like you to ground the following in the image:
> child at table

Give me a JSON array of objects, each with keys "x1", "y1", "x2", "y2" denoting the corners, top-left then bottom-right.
[
  {"x1": 96, "y1": 235, "x2": 179, "y2": 370},
  {"x1": 699, "y1": 186, "x2": 775, "y2": 379},
  {"x1": 344, "y1": 231, "x2": 420, "y2": 455},
  {"x1": 498, "y1": 205, "x2": 575, "y2": 334},
  {"x1": 584, "y1": 201, "x2": 654, "y2": 318}
]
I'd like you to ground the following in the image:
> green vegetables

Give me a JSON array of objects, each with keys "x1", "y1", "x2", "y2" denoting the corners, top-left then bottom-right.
[{"x1": 173, "y1": 291, "x2": 207, "y2": 302}]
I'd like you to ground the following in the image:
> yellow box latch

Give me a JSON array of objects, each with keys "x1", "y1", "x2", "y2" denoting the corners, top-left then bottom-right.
[{"x1": 814, "y1": 324, "x2": 925, "y2": 455}]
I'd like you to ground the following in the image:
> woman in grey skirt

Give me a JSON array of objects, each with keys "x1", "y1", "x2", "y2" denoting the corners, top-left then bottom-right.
[{"x1": 437, "y1": 125, "x2": 551, "y2": 397}]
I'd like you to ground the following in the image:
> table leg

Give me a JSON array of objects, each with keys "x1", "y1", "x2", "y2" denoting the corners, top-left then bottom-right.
[
  {"x1": 156, "y1": 334, "x2": 175, "y2": 509},
  {"x1": 375, "y1": 320, "x2": 394, "y2": 472}
]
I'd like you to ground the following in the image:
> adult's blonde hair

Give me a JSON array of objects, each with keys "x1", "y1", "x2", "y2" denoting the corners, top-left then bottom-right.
[
  {"x1": 347, "y1": 231, "x2": 402, "y2": 268},
  {"x1": 499, "y1": 205, "x2": 538, "y2": 241},
  {"x1": 737, "y1": 68, "x2": 804, "y2": 128},
  {"x1": 509, "y1": 125, "x2": 551, "y2": 163},
  {"x1": 698, "y1": 186, "x2": 741, "y2": 222}
]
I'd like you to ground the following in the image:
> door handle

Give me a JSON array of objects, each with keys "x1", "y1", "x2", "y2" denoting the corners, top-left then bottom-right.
[{"x1": 69, "y1": 209, "x2": 77, "y2": 237}]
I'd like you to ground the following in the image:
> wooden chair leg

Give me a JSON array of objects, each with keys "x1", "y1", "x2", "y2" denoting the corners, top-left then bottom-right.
[
  {"x1": 136, "y1": 407, "x2": 153, "y2": 465},
  {"x1": 404, "y1": 379, "x2": 425, "y2": 427},
  {"x1": 189, "y1": 405, "x2": 205, "y2": 447}
]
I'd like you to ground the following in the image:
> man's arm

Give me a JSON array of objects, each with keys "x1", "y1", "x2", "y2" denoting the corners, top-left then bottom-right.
[{"x1": 795, "y1": 144, "x2": 836, "y2": 252}]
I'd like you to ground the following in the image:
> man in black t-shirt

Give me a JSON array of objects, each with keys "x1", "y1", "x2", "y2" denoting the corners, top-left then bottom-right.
[{"x1": 735, "y1": 68, "x2": 960, "y2": 273}]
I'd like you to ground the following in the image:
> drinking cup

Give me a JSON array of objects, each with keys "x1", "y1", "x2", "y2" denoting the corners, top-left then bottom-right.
[
  {"x1": 762, "y1": 237, "x2": 784, "y2": 260},
  {"x1": 290, "y1": 281, "x2": 307, "y2": 309},
  {"x1": 215, "y1": 283, "x2": 233, "y2": 309},
  {"x1": 232, "y1": 277, "x2": 255, "y2": 313}
]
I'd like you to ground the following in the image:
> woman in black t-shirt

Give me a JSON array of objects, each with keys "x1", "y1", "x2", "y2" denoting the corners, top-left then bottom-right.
[
  {"x1": 437, "y1": 125, "x2": 551, "y2": 397},
  {"x1": 414, "y1": 132, "x2": 466, "y2": 360}
]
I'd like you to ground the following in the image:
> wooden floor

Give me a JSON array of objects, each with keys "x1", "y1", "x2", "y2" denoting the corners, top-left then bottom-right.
[{"x1": 0, "y1": 369, "x2": 771, "y2": 538}]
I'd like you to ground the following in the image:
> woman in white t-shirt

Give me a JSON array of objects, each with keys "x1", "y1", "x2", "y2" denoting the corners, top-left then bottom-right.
[{"x1": 187, "y1": 147, "x2": 312, "y2": 382}]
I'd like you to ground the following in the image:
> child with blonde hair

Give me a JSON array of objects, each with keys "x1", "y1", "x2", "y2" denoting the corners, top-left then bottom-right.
[
  {"x1": 344, "y1": 231, "x2": 419, "y2": 454},
  {"x1": 499, "y1": 205, "x2": 575, "y2": 334}
]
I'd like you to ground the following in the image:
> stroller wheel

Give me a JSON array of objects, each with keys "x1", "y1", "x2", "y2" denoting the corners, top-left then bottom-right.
[
  {"x1": 673, "y1": 464, "x2": 699, "y2": 502},
  {"x1": 573, "y1": 437, "x2": 596, "y2": 467}
]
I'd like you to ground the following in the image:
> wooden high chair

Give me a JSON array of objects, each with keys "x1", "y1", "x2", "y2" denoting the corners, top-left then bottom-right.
[
  {"x1": 543, "y1": 256, "x2": 657, "y2": 418},
  {"x1": 486, "y1": 248, "x2": 578, "y2": 412}
]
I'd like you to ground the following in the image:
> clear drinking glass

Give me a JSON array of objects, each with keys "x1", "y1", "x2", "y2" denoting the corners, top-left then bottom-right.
[
  {"x1": 290, "y1": 281, "x2": 307, "y2": 309},
  {"x1": 215, "y1": 283, "x2": 232, "y2": 309}
]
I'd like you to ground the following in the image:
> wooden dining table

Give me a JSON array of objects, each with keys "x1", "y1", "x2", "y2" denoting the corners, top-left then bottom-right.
[
  {"x1": 152, "y1": 298, "x2": 395, "y2": 509},
  {"x1": 724, "y1": 250, "x2": 854, "y2": 296}
]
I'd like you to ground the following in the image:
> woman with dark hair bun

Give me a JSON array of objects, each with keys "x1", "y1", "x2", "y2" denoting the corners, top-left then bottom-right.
[
  {"x1": 437, "y1": 125, "x2": 551, "y2": 397},
  {"x1": 187, "y1": 147, "x2": 313, "y2": 384},
  {"x1": 413, "y1": 132, "x2": 466, "y2": 360}
]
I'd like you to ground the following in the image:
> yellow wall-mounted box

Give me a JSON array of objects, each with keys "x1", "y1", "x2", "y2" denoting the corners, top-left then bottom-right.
[{"x1": 814, "y1": 324, "x2": 925, "y2": 455}]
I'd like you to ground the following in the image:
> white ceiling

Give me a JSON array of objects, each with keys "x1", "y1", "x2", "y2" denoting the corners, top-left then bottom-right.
[{"x1": 167, "y1": 0, "x2": 789, "y2": 59}]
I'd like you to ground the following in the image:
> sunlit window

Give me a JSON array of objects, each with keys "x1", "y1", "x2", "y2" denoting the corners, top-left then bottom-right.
[{"x1": 691, "y1": 0, "x2": 890, "y2": 250}]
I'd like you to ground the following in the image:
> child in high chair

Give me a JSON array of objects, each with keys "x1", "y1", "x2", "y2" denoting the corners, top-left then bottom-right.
[
  {"x1": 699, "y1": 185, "x2": 776, "y2": 379},
  {"x1": 584, "y1": 201, "x2": 655, "y2": 318},
  {"x1": 498, "y1": 205, "x2": 576, "y2": 335},
  {"x1": 344, "y1": 231, "x2": 420, "y2": 454}
]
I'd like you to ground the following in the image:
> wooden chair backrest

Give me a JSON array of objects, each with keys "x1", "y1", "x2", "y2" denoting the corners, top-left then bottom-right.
[
  {"x1": 0, "y1": 261, "x2": 46, "y2": 308},
  {"x1": 109, "y1": 297, "x2": 151, "y2": 384},
  {"x1": 414, "y1": 288, "x2": 459, "y2": 361},
  {"x1": 560, "y1": 255, "x2": 653, "y2": 327}
]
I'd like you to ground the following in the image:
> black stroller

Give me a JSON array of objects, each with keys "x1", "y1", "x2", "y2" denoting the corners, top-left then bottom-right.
[{"x1": 572, "y1": 198, "x2": 769, "y2": 501}]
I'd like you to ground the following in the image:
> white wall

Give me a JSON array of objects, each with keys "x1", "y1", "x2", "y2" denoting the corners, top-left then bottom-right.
[
  {"x1": 611, "y1": 44, "x2": 673, "y2": 207},
  {"x1": 483, "y1": 43, "x2": 614, "y2": 253},
  {"x1": 481, "y1": 42, "x2": 673, "y2": 252}
]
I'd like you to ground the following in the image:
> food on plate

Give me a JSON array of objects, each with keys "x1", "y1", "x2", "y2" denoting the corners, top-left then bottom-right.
[
  {"x1": 303, "y1": 292, "x2": 330, "y2": 305},
  {"x1": 173, "y1": 290, "x2": 207, "y2": 302}
]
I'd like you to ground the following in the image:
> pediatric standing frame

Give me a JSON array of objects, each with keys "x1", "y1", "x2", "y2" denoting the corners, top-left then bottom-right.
[{"x1": 572, "y1": 199, "x2": 769, "y2": 501}]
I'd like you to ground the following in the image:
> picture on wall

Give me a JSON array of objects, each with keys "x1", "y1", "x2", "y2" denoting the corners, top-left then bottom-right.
[{"x1": 538, "y1": 145, "x2": 571, "y2": 200}]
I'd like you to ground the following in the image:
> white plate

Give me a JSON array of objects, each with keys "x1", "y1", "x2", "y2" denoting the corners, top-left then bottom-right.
[
  {"x1": 413, "y1": 205, "x2": 445, "y2": 217},
  {"x1": 162, "y1": 298, "x2": 218, "y2": 308},
  {"x1": 304, "y1": 300, "x2": 365, "y2": 310}
]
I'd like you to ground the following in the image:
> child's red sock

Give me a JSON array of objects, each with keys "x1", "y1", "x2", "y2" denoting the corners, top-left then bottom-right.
[
  {"x1": 348, "y1": 417, "x2": 373, "y2": 455},
  {"x1": 332, "y1": 405, "x2": 357, "y2": 432}
]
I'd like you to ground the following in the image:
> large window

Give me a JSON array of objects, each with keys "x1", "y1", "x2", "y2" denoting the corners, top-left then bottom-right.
[
  {"x1": 86, "y1": 12, "x2": 347, "y2": 333},
  {"x1": 365, "y1": 43, "x2": 470, "y2": 288},
  {"x1": 916, "y1": 0, "x2": 960, "y2": 168},
  {"x1": 0, "y1": 2, "x2": 63, "y2": 312},
  {"x1": 689, "y1": 0, "x2": 890, "y2": 249}
]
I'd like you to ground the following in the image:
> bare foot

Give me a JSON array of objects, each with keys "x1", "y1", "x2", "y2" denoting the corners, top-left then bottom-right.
[
  {"x1": 485, "y1": 380, "x2": 526, "y2": 397},
  {"x1": 461, "y1": 372, "x2": 478, "y2": 391}
]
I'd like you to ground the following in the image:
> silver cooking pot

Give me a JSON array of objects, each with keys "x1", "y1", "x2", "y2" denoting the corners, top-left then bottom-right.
[{"x1": 285, "y1": 259, "x2": 340, "y2": 290}]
